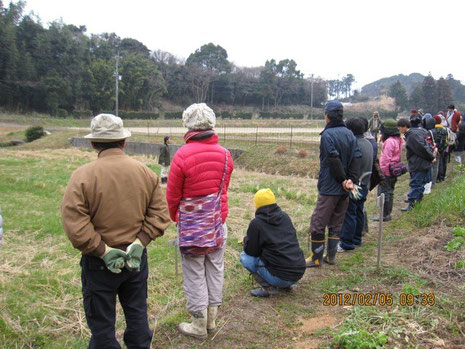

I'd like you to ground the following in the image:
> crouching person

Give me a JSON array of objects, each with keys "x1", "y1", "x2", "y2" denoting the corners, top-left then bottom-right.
[{"x1": 240, "y1": 189, "x2": 306, "y2": 297}]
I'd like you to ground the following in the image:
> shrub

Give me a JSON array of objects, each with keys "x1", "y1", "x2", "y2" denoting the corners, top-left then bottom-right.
[
  {"x1": 100, "y1": 111, "x2": 160, "y2": 120},
  {"x1": 56, "y1": 108, "x2": 68, "y2": 118},
  {"x1": 259, "y1": 112, "x2": 304, "y2": 119},
  {"x1": 25, "y1": 126, "x2": 45, "y2": 143},
  {"x1": 219, "y1": 111, "x2": 232, "y2": 119},
  {"x1": 344, "y1": 109, "x2": 398, "y2": 120},
  {"x1": 298, "y1": 149, "x2": 308, "y2": 158},
  {"x1": 72, "y1": 110, "x2": 93, "y2": 119},
  {"x1": 232, "y1": 112, "x2": 252, "y2": 119},
  {"x1": 123, "y1": 111, "x2": 159, "y2": 120},
  {"x1": 275, "y1": 145, "x2": 287, "y2": 154},
  {"x1": 165, "y1": 111, "x2": 183, "y2": 119}
]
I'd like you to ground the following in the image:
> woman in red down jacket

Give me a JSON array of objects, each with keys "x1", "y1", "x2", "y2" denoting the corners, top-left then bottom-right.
[{"x1": 166, "y1": 103, "x2": 233, "y2": 339}]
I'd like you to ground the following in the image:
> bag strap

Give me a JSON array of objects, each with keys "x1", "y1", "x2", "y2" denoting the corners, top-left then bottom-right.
[
  {"x1": 218, "y1": 150, "x2": 229, "y2": 197},
  {"x1": 428, "y1": 130, "x2": 437, "y2": 147}
]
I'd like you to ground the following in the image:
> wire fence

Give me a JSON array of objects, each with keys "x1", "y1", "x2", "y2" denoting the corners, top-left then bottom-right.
[
  {"x1": 72, "y1": 120, "x2": 326, "y2": 149},
  {"x1": 125, "y1": 126, "x2": 324, "y2": 148}
]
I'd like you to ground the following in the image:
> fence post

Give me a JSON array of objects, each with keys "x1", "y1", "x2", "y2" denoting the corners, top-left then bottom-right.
[
  {"x1": 290, "y1": 127, "x2": 293, "y2": 148},
  {"x1": 168, "y1": 238, "x2": 179, "y2": 279},
  {"x1": 377, "y1": 193, "x2": 385, "y2": 268},
  {"x1": 223, "y1": 125, "x2": 226, "y2": 145},
  {"x1": 255, "y1": 127, "x2": 258, "y2": 145},
  {"x1": 147, "y1": 121, "x2": 150, "y2": 138}
]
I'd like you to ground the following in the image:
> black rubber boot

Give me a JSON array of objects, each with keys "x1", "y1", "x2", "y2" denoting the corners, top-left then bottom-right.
[
  {"x1": 384, "y1": 195, "x2": 394, "y2": 218},
  {"x1": 401, "y1": 201, "x2": 415, "y2": 212},
  {"x1": 306, "y1": 240, "x2": 324, "y2": 267},
  {"x1": 362, "y1": 208, "x2": 369, "y2": 235},
  {"x1": 324, "y1": 236, "x2": 339, "y2": 265}
]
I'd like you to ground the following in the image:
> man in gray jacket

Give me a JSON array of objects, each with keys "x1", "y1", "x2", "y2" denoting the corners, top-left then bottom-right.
[{"x1": 339, "y1": 118, "x2": 373, "y2": 250}]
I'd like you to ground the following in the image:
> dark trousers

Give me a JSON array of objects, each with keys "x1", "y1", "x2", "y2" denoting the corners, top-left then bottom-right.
[
  {"x1": 378, "y1": 176, "x2": 397, "y2": 217},
  {"x1": 81, "y1": 250, "x2": 152, "y2": 349},
  {"x1": 310, "y1": 194, "x2": 349, "y2": 240},
  {"x1": 340, "y1": 185, "x2": 368, "y2": 250},
  {"x1": 437, "y1": 151, "x2": 448, "y2": 181},
  {"x1": 407, "y1": 169, "x2": 430, "y2": 203}
]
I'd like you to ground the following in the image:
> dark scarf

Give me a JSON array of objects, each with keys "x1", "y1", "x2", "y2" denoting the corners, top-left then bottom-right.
[
  {"x1": 184, "y1": 129, "x2": 215, "y2": 143},
  {"x1": 320, "y1": 119, "x2": 346, "y2": 135}
]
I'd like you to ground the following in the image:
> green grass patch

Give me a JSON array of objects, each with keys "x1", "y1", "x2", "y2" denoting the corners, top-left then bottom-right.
[
  {"x1": 445, "y1": 237, "x2": 465, "y2": 251},
  {"x1": 390, "y1": 171, "x2": 465, "y2": 231},
  {"x1": 451, "y1": 226, "x2": 465, "y2": 237}
]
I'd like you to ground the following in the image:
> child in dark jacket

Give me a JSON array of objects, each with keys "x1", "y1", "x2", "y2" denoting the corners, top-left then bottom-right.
[{"x1": 240, "y1": 189, "x2": 306, "y2": 297}]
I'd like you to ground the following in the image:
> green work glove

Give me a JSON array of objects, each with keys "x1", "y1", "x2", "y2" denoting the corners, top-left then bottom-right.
[
  {"x1": 101, "y1": 245, "x2": 127, "y2": 274},
  {"x1": 125, "y1": 238, "x2": 144, "y2": 272}
]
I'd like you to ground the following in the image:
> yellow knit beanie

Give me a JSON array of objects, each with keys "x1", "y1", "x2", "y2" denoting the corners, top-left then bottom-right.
[{"x1": 254, "y1": 188, "x2": 276, "y2": 209}]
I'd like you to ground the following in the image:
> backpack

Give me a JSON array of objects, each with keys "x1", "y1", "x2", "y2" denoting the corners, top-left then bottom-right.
[
  {"x1": 446, "y1": 127, "x2": 456, "y2": 146},
  {"x1": 431, "y1": 128, "x2": 447, "y2": 153}
]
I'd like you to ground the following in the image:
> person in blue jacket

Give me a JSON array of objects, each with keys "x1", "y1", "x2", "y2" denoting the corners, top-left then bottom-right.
[{"x1": 306, "y1": 100, "x2": 361, "y2": 267}]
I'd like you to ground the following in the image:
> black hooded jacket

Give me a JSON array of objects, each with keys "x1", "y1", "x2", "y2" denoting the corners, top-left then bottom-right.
[
  {"x1": 405, "y1": 127, "x2": 434, "y2": 171},
  {"x1": 243, "y1": 204, "x2": 306, "y2": 282}
]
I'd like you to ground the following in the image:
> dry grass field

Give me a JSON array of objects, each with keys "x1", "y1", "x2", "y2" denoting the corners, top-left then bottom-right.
[{"x1": 0, "y1": 127, "x2": 464, "y2": 348}]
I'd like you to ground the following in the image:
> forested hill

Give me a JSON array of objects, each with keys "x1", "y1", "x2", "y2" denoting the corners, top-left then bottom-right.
[
  {"x1": 361, "y1": 73, "x2": 425, "y2": 96},
  {"x1": 0, "y1": 1, "x2": 331, "y2": 117},
  {"x1": 362, "y1": 73, "x2": 465, "y2": 104}
]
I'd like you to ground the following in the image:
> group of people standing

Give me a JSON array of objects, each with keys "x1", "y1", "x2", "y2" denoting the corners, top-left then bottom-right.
[
  {"x1": 378, "y1": 106, "x2": 462, "y2": 216},
  {"x1": 60, "y1": 101, "x2": 461, "y2": 348}
]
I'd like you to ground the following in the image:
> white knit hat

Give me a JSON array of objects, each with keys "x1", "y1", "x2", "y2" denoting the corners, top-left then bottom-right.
[
  {"x1": 182, "y1": 103, "x2": 216, "y2": 130},
  {"x1": 84, "y1": 113, "x2": 131, "y2": 142}
]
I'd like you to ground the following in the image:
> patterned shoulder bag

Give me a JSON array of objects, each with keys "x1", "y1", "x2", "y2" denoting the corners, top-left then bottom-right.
[{"x1": 178, "y1": 150, "x2": 228, "y2": 255}]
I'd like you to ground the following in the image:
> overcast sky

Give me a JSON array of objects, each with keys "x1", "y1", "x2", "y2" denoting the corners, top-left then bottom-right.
[{"x1": 20, "y1": 0, "x2": 465, "y2": 89}]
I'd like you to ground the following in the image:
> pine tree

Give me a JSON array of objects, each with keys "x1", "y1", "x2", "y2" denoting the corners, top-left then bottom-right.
[
  {"x1": 409, "y1": 86, "x2": 424, "y2": 110},
  {"x1": 437, "y1": 77, "x2": 453, "y2": 111},
  {"x1": 422, "y1": 74, "x2": 438, "y2": 113},
  {"x1": 388, "y1": 80, "x2": 408, "y2": 112}
]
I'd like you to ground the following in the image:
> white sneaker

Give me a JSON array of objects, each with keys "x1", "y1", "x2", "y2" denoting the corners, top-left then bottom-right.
[{"x1": 337, "y1": 243, "x2": 345, "y2": 252}]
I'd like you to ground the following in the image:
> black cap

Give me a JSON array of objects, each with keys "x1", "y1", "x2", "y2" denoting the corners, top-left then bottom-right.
[
  {"x1": 324, "y1": 100, "x2": 344, "y2": 120},
  {"x1": 410, "y1": 114, "x2": 422, "y2": 127}
]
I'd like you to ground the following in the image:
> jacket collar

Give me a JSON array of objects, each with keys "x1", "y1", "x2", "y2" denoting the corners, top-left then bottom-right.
[
  {"x1": 185, "y1": 132, "x2": 219, "y2": 144},
  {"x1": 98, "y1": 147, "x2": 126, "y2": 158},
  {"x1": 320, "y1": 119, "x2": 346, "y2": 135}
]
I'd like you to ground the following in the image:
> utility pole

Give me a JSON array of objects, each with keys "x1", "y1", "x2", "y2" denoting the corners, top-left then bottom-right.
[
  {"x1": 310, "y1": 74, "x2": 314, "y2": 120},
  {"x1": 115, "y1": 52, "x2": 120, "y2": 116}
]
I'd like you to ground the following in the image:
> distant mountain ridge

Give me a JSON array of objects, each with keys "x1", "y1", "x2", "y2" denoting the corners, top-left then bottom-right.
[{"x1": 361, "y1": 73, "x2": 425, "y2": 97}]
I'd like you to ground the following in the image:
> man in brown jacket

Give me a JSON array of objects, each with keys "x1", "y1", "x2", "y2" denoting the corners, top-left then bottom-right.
[{"x1": 61, "y1": 113, "x2": 171, "y2": 349}]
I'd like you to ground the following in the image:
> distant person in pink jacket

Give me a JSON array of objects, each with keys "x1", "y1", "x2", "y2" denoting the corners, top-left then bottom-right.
[{"x1": 374, "y1": 119, "x2": 404, "y2": 222}]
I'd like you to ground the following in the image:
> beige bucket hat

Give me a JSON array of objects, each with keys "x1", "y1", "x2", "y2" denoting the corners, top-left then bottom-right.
[{"x1": 84, "y1": 113, "x2": 131, "y2": 142}]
